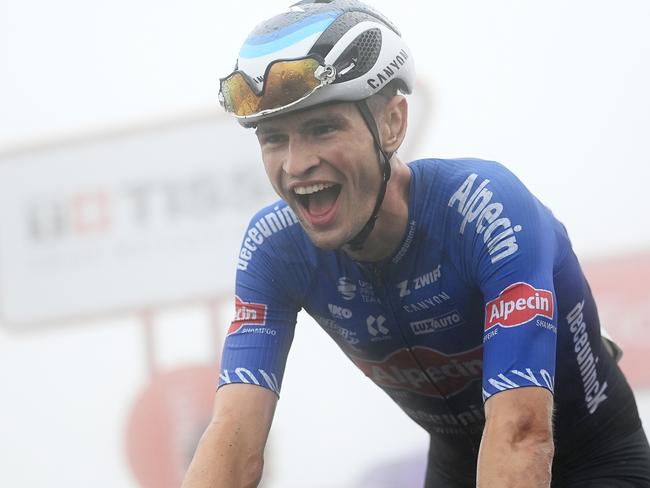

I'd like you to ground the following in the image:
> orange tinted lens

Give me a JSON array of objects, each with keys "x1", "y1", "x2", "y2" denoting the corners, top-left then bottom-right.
[
  {"x1": 221, "y1": 72, "x2": 261, "y2": 117},
  {"x1": 260, "y1": 58, "x2": 322, "y2": 111},
  {"x1": 221, "y1": 58, "x2": 323, "y2": 117}
]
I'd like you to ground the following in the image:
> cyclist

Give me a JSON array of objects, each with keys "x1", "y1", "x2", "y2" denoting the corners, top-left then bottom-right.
[{"x1": 183, "y1": 1, "x2": 650, "y2": 486}]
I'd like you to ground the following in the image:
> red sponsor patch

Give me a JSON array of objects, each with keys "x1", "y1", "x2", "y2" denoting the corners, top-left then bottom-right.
[
  {"x1": 485, "y1": 282, "x2": 554, "y2": 331},
  {"x1": 349, "y1": 346, "x2": 483, "y2": 397},
  {"x1": 227, "y1": 296, "x2": 268, "y2": 335}
]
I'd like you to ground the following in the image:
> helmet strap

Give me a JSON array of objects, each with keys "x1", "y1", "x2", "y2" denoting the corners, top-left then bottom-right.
[{"x1": 346, "y1": 99, "x2": 393, "y2": 251}]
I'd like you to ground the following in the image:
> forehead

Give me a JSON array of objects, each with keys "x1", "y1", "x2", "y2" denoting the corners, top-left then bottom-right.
[{"x1": 255, "y1": 102, "x2": 360, "y2": 133}]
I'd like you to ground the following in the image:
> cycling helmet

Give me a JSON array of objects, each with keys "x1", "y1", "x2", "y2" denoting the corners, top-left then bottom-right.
[{"x1": 219, "y1": 0, "x2": 415, "y2": 250}]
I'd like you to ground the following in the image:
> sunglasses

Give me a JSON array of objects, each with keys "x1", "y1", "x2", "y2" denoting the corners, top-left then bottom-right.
[{"x1": 219, "y1": 56, "x2": 339, "y2": 119}]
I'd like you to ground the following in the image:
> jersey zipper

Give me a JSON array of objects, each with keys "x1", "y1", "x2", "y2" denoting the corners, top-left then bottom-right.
[{"x1": 365, "y1": 261, "x2": 481, "y2": 456}]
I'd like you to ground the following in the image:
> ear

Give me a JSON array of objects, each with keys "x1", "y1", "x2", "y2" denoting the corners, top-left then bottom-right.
[{"x1": 379, "y1": 95, "x2": 408, "y2": 154}]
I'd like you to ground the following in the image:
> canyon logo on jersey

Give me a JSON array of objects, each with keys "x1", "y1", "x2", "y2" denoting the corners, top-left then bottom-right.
[
  {"x1": 349, "y1": 346, "x2": 483, "y2": 397},
  {"x1": 485, "y1": 282, "x2": 554, "y2": 331},
  {"x1": 228, "y1": 296, "x2": 268, "y2": 335}
]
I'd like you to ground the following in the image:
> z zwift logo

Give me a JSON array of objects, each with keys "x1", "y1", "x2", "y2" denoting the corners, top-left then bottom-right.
[
  {"x1": 396, "y1": 264, "x2": 442, "y2": 297},
  {"x1": 485, "y1": 282, "x2": 553, "y2": 331},
  {"x1": 367, "y1": 49, "x2": 409, "y2": 90},
  {"x1": 448, "y1": 173, "x2": 523, "y2": 264},
  {"x1": 228, "y1": 296, "x2": 268, "y2": 335}
]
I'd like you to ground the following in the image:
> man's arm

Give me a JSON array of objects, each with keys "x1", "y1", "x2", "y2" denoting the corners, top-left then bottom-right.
[
  {"x1": 477, "y1": 387, "x2": 554, "y2": 488},
  {"x1": 182, "y1": 384, "x2": 278, "y2": 488}
]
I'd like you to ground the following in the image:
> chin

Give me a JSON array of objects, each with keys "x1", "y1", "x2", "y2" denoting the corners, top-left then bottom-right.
[{"x1": 305, "y1": 231, "x2": 345, "y2": 251}]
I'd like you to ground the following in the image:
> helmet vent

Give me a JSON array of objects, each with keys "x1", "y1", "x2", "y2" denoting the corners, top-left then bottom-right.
[{"x1": 335, "y1": 28, "x2": 382, "y2": 83}]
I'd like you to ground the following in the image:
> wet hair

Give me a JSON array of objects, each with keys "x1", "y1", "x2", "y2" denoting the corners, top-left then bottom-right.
[{"x1": 366, "y1": 80, "x2": 401, "y2": 118}]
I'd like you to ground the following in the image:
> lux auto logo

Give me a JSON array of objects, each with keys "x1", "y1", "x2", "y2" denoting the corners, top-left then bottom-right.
[{"x1": 349, "y1": 345, "x2": 483, "y2": 397}]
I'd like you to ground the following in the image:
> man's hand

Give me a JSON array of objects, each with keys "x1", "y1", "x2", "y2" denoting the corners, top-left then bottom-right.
[
  {"x1": 477, "y1": 387, "x2": 554, "y2": 487},
  {"x1": 182, "y1": 384, "x2": 278, "y2": 488}
]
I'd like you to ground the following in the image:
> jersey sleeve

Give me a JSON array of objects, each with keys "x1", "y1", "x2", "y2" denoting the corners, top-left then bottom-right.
[
  {"x1": 446, "y1": 162, "x2": 561, "y2": 401},
  {"x1": 218, "y1": 204, "x2": 306, "y2": 397}
]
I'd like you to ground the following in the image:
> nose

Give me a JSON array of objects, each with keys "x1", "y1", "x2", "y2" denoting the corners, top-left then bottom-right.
[{"x1": 282, "y1": 136, "x2": 320, "y2": 177}]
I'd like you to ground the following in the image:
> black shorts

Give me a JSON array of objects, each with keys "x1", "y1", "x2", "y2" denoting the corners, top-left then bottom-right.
[
  {"x1": 551, "y1": 426, "x2": 650, "y2": 487},
  {"x1": 424, "y1": 427, "x2": 650, "y2": 488}
]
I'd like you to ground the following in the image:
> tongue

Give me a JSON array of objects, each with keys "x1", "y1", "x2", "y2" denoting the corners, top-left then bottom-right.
[{"x1": 308, "y1": 187, "x2": 339, "y2": 216}]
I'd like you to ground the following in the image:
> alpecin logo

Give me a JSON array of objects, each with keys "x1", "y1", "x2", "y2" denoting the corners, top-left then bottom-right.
[
  {"x1": 485, "y1": 282, "x2": 553, "y2": 331},
  {"x1": 349, "y1": 346, "x2": 483, "y2": 398},
  {"x1": 228, "y1": 296, "x2": 268, "y2": 335}
]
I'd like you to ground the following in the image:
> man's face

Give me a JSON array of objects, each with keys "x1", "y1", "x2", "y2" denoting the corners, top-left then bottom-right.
[{"x1": 256, "y1": 103, "x2": 381, "y2": 250}]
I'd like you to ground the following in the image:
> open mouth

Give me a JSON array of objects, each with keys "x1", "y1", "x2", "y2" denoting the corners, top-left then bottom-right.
[{"x1": 293, "y1": 183, "x2": 342, "y2": 218}]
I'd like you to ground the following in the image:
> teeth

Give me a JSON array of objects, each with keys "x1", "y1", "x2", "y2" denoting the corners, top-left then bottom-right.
[{"x1": 293, "y1": 183, "x2": 336, "y2": 195}]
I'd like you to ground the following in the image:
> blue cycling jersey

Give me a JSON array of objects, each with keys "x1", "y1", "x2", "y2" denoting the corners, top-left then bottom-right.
[{"x1": 219, "y1": 158, "x2": 639, "y2": 460}]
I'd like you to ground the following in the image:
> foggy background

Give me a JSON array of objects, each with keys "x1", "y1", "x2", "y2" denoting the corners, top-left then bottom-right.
[{"x1": 1, "y1": 1, "x2": 649, "y2": 487}]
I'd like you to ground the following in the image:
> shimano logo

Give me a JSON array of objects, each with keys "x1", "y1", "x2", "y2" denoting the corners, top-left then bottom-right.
[
  {"x1": 448, "y1": 173, "x2": 523, "y2": 264},
  {"x1": 337, "y1": 277, "x2": 357, "y2": 301}
]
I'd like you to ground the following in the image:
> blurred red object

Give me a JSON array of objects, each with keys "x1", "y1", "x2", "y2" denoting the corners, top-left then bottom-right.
[
  {"x1": 126, "y1": 366, "x2": 216, "y2": 488},
  {"x1": 583, "y1": 250, "x2": 650, "y2": 388}
]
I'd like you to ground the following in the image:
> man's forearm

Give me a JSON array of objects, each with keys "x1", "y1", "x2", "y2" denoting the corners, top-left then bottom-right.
[
  {"x1": 476, "y1": 427, "x2": 554, "y2": 487},
  {"x1": 182, "y1": 420, "x2": 264, "y2": 488}
]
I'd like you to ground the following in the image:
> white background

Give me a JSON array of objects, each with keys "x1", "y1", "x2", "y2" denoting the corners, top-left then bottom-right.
[{"x1": 1, "y1": 1, "x2": 649, "y2": 487}]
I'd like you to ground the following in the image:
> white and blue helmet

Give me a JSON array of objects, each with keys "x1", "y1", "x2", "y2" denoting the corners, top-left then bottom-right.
[
  {"x1": 224, "y1": 0, "x2": 415, "y2": 126},
  {"x1": 221, "y1": 0, "x2": 415, "y2": 250}
]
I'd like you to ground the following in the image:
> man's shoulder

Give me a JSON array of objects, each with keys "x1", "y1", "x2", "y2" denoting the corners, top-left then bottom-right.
[
  {"x1": 408, "y1": 157, "x2": 559, "y2": 264},
  {"x1": 236, "y1": 199, "x2": 314, "y2": 274},
  {"x1": 408, "y1": 157, "x2": 526, "y2": 218},
  {"x1": 409, "y1": 157, "x2": 515, "y2": 183},
  {"x1": 410, "y1": 157, "x2": 531, "y2": 206}
]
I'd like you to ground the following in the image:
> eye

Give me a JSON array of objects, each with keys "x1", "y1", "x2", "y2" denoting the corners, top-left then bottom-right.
[
  {"x1": 312, "y1": 124, "x2": 337, "y2": 136},
  {"x1": 259, "y1": 133, "x2": 287, "y2": 146}
]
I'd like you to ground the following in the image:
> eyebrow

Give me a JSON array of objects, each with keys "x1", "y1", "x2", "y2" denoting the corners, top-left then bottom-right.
[
  {"x1": 301, "y1": 113, "x2": 348, "y2": 131},
  {"x1": 255, "y1": 124, "x2": 280, "y2": 137},
  {"x1": 255, "y1": 112, "x2": 349, "y2": 136}
]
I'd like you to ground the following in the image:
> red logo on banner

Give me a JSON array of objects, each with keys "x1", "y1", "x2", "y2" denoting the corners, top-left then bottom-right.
[
  {"x1": 349, "y1": 346, "x2": 483, "y2": 397},
  {"x1": 583, "y1": 251, "x2": 650, "y2": 388},
  {"x1": 126, "y1": 366, "x2": 215, "y2": 488},
  {"x1": 485, "y1": 282, "x2": 553, "y2": 331},
  {"x1": 228, "y1": 296, "x2": 268, "y2": 335}
]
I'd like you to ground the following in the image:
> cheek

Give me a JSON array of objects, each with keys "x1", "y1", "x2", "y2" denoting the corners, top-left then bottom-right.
[{"x1": 261, "y1": 153, "x2": 284, "y2": 192}]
